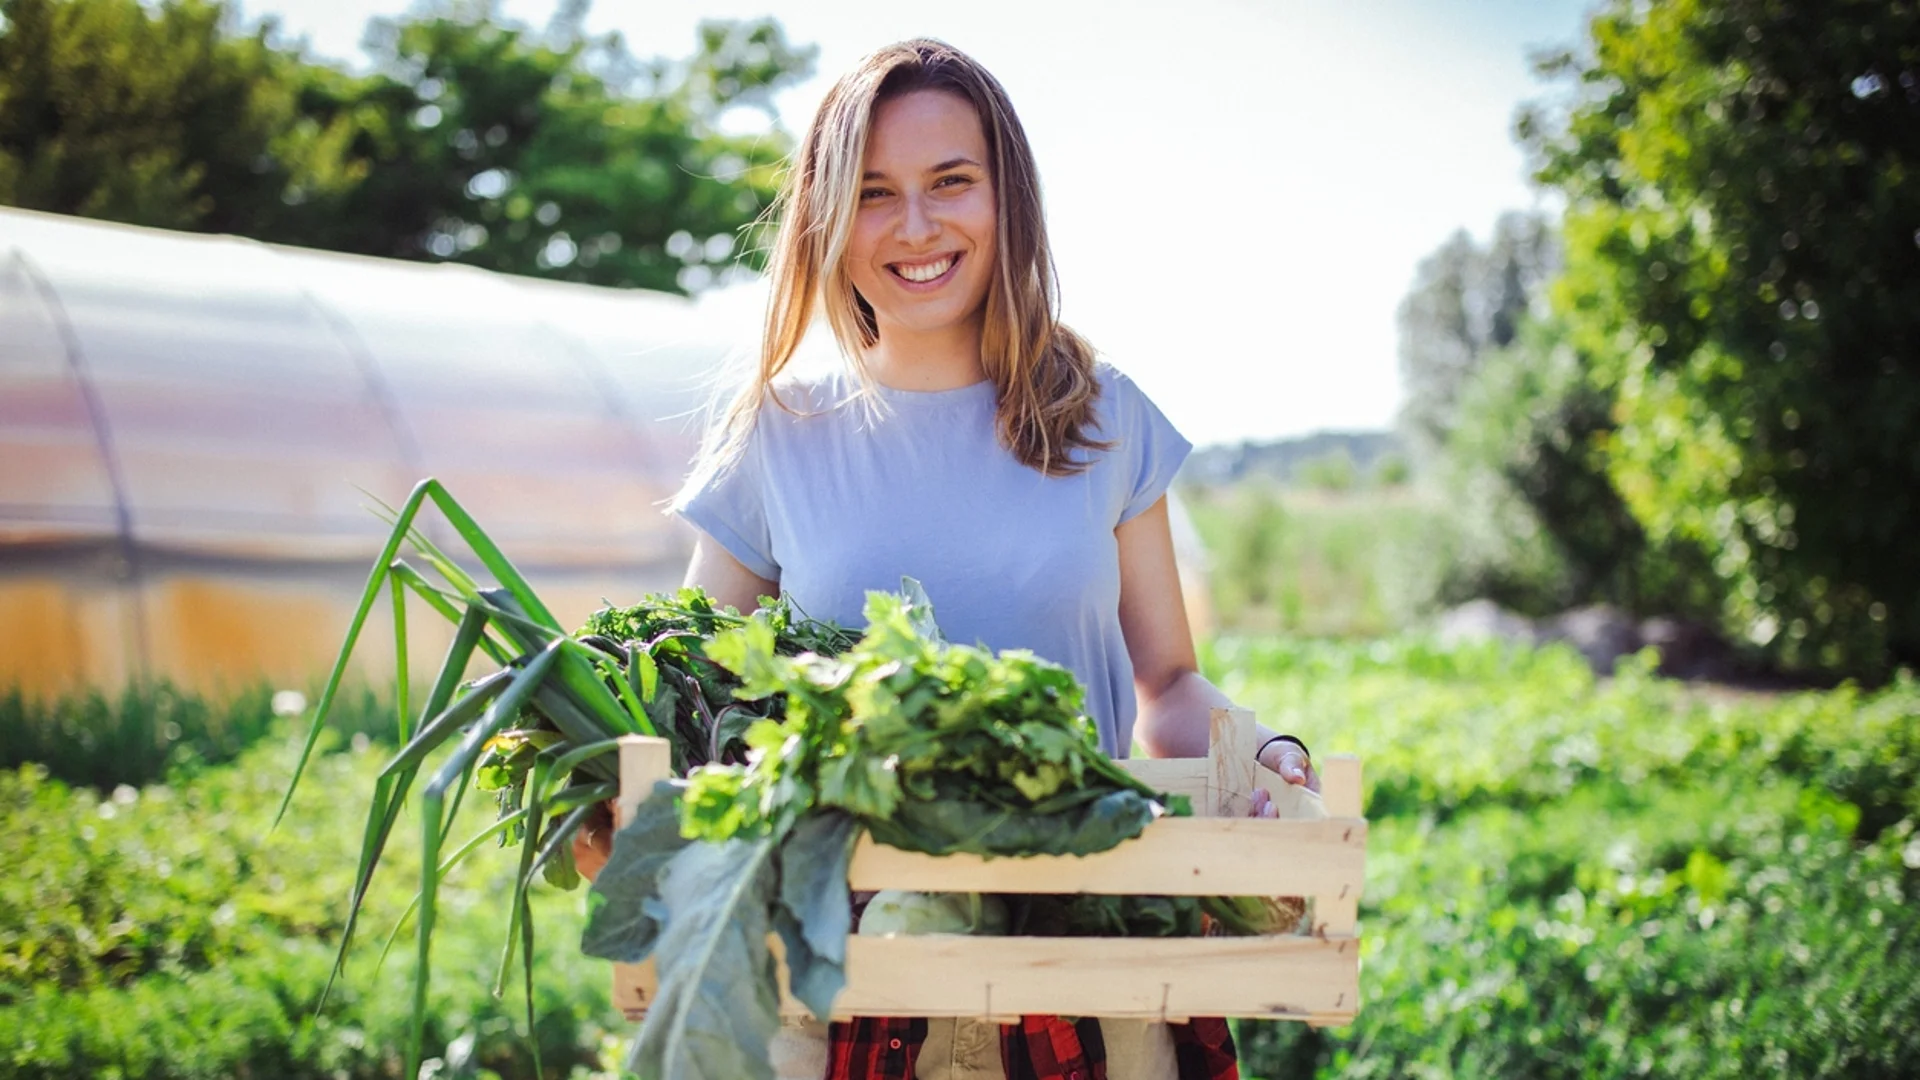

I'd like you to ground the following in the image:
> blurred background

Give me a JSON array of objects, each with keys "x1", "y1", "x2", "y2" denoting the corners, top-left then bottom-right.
[{"x1": 3, "y1": 1, "x2": 1917, "y2": 1078}]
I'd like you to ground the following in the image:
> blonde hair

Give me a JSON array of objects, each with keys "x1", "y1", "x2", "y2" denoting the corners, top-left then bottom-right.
[{"x1": 681, "y1": 38, "x2": 1108, "y2": 498}]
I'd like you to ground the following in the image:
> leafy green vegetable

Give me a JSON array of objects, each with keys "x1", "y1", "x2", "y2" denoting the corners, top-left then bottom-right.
[
  {"x1": 585, "y1": 580, "x2": 1194, "y2": 1077},
  {"x1": 580, "y1": 782, "x2": 695, "y2": 964},
  {"x1": 628, "y1": 837, "x2": 782, "y2": 1080},
  {"x1": 860, "y1": 890, "x2": 1010, "y2": 936},
  {"x1": 683, "y1": 586, "x2": 1182, "y2": 853},
  {"x1": 772, "y1": 810, "x2": 861, "y2": 1018}
]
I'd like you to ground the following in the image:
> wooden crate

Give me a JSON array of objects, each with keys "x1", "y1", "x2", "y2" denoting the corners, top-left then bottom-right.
[{"x1": 610, "y1": 708, "x2": 1365, "y2": 1027}]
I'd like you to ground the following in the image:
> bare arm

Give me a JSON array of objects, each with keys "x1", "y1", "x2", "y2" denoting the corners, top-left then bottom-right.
[
  {"x1": 1118, "y1": 496, "x2": 1317, "y2": 799},
  {"x1": 684, "y1": 533, "x2": 780, "y2": 612}
]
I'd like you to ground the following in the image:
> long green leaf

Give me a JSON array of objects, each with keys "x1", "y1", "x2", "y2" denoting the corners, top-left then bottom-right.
[
  {"x1": 544, "y1": 740, "x2": 621, "y2": 792},
  {"x1": 388, "y1": 559, "x2": 514, "y2": 666},
  {"x1": 377, "y1": 667, "x2": 512, "y2": 781},
  {"x1": 372, "y1": 807, "x2": 530, "y2": 975},
  {"x1": 481, "y1": 588, "x2": 643, "y2": 737},
  {"x1": 410, "y1": 639, "x2": 562, "y2": 1078},
  {"x1": 497, "y1": 751, "x2": 556, "y2": 996},
  {"x1": 325, "y1": 621, "x2": 502, "y2": 1006},
  {"x1": 274, "y1": 478, "x2": 442, "y2": 829},
  {"x1": 392, "y1": 575, "x2": 411, "y2": 743}
]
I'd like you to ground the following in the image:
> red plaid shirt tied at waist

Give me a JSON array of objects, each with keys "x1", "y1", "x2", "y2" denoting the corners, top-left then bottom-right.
[{"x1": 825, "y1": 1015, "x2": 1238, "y2": 1080}]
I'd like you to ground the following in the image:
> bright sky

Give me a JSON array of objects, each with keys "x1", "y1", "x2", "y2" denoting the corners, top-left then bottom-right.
[{"x1": 242, "y1": 0, "x2": 1594, "y2": 446}]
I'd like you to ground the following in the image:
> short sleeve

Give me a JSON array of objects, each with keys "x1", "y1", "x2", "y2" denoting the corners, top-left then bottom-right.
[
  {"x1": 1110, "y1": 369, "x2": 1193, "y2": 524},
  {"x1": 673, "y1": 431, "x2": 780, "y2": 581}
]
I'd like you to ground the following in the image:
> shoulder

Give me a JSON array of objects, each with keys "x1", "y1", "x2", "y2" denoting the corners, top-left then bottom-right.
[
  {"x1": 1090, "y1": 361, "x2": 1168, "y2": 434},
  {"x1": 760, "y1": 365, "x2": 861, "y2": 429}
]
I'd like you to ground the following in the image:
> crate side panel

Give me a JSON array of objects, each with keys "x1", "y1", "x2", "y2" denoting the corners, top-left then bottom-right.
[
  {"x1": 804, "y1": 935, "x2": 1359, "y2": 1021},
  {"x1": 847, "y1": 816, "x2": 1366, "y2": 896}
]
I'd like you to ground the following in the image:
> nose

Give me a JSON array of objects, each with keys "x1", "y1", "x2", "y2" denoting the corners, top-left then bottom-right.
[{"x1": 898, "y1": 191, "x2": 938, "y2": 247}]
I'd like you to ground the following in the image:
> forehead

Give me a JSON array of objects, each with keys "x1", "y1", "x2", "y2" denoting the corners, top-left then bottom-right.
[{"x1": 863, "y1": 90, "x2": 987, "y2": 173}]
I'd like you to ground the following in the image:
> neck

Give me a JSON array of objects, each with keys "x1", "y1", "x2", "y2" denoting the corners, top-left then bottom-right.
[{"x1": 864, "y1": 315, "x2": 987, "y2": 391}]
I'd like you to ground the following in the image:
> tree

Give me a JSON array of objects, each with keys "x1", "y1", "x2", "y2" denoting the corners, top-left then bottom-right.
[
  {"x1": 1395, "y1": 212, "x2": 1559, "y2": 457},
  {"x1": 0, "y1": 0, "x2": 815, "y2": 292},
  {"x1": 1524, "y1": 0, "x2": 1920, "y2": 675},
  {"x1": 0, "y1": 0, "x2": 356, "y2": 231},
  {"x1": 271, "y1": 3, "x2": 814, "y2": 290}
]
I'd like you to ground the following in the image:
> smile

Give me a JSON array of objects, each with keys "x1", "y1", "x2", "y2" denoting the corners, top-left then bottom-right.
[{"x1": 888, "y1": 252, "x2": 961, "y2": 286}]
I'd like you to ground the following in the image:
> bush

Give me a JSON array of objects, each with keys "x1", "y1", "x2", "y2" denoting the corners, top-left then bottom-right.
[
  {"x1": 0, "y1": 681, "x2": 391, "y2": 790},
  {"x1": 1205, "y1": 637, "x2": 1920, "y2": 1078}
]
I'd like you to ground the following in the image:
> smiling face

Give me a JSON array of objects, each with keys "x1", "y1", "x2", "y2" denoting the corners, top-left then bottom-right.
[{"x1": 845, "y1": 89, "x2": 998, "y2": 347}]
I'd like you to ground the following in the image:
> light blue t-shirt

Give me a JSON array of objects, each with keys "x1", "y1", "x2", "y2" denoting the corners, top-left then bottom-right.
[{"x1": 675, "y1": 362, "x2": 1191, "y2": 756}]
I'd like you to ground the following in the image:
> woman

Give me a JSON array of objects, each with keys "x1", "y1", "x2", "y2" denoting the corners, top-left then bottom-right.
[{"x1": 579, "y1": 38, "x2": 1319, "y2": 1080}]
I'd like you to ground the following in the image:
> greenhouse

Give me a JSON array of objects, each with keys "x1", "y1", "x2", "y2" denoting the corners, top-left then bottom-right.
[{"x1": 0, "y1": 207, "x2": 757, "y2": 697}]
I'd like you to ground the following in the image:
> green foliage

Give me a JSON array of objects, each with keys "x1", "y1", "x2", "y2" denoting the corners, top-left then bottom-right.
[
  {"x1": 684, "y1": 588, "x2": 1170, "y2": 852},
  {"x1": 0, "y1": 0, "x2": 356, "y2": 230},
  {"x1": 1440, "y1": 316, "x2": 1721, "y2": 619},
  {"x1": 0, "y1": 728, "x2": 623, "y2": 1079},
  {"x1": 1183, "y1": 484, "x2": 1459, "y2": 636},
  {"x1": 277, "y1": 4, "x2": 813, "y2": 289},
  {"x1": 1207, "y1": 636, "x2": 1920, "y2": 1079},
  {"x1": 0, "y1": 0, "x2": 814, "y2": 291},
  {"x1": 586, "y1": 585, "x2": 1186, "y2": 1079},
  {"x1": 1524, "y1": 0, "x2": 1920, "y2": 675},
  {"x1": 0, "y1": 681, "x2": 388, "y2": 790}
]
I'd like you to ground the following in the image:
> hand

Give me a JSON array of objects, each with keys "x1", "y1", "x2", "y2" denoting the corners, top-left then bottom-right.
[
  {"x1": 572, "y1": 799, "x2": 616, "y2": 884},
  {"x1": 1248, "y1": 740, "x2": 1321, "y2": 819}
]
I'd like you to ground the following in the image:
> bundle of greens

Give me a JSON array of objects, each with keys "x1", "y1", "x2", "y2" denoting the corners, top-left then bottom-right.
[
  {"x1": 581, "y1": 585, "x2": 1190, "y2": 1080},
  {"x1": 274, "y1": 481, "x2": 856, "y2": 1080}
]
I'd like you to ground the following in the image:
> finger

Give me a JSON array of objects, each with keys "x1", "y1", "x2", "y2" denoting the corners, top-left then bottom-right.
[
  {"x1": 1278, "y1": 748, "x2": 1310, "y2": 785},
  {"x1": 1248, "y1": 787, "x2": 1271, "y2": 818}
]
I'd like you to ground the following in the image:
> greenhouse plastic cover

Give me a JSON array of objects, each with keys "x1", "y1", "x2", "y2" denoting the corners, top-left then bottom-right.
[{"x1": 0, "y1": 207, "x2": 770, "y2": 568}]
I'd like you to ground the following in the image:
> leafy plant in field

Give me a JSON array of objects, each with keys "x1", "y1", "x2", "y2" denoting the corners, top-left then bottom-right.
[
  {"x1": 0, "y1": 734, "x2": 620, "y2": 1079},
  {"x1": 1212, "y1": 635, "x2": 1920, "y2": 1079},
  {"x1": 0, "y1": 682, "x2": 389, "y2": 790}
]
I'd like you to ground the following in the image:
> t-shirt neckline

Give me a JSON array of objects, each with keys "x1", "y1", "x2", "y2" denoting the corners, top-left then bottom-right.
[{"x1": 869, "y1": 377, "x2": 996, "y2": 408}]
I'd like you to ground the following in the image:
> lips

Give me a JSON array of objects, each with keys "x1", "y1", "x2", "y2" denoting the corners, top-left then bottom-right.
[{"x1": 887, "y1": 252, "x2": 961, "y2": 286}]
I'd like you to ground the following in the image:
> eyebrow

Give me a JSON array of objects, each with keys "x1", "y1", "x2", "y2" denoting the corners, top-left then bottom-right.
[{"x1": 862, "y1": 156, "x2": 982, "y2": 181}]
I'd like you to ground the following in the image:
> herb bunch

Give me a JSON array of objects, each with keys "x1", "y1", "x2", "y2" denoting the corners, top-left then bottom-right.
[{"x1": 683, "y1": 584, "x2": 1183, "y2": 855}]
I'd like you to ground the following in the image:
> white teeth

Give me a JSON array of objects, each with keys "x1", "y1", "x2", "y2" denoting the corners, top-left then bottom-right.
[{"x1": 895, "y1": 256, "x2": 953, "y2": 283}]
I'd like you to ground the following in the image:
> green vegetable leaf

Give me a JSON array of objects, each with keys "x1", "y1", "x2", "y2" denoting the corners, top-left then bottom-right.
[
  {"x1": 865, "y1": 789, "x2": 1160, "y2": 857},
  {"x1": 772, "y1": 810, "x2": 859, "y2": 1019},
  {"x1": 629, "y1": 838, "x2": 781, "y2": 1080},
  {"x1": 580, "y1": 782, "x2": 693, "y2": 963}
]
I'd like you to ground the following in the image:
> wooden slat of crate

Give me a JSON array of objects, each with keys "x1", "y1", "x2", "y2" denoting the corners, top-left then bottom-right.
[
  {"x1": 846, "y1": 816, "x2": 1365, "y2": 897},
  {"x1": 776, "y1": 934, "x2": 1359, "y2": 1025}
]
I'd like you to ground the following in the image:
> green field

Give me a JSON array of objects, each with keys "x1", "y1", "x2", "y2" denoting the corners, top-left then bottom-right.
[{"x1": 5, "y1": 638, "x2": 1916, "y2": 1078}]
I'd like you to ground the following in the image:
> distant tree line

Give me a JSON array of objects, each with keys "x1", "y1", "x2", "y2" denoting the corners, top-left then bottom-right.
[
  {"x1": 0, "y1": 0, "x2": 815, "y2": 291},
  {"x1": 1399, "y1": 0, "x2": 1918, "y2": 679}
]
